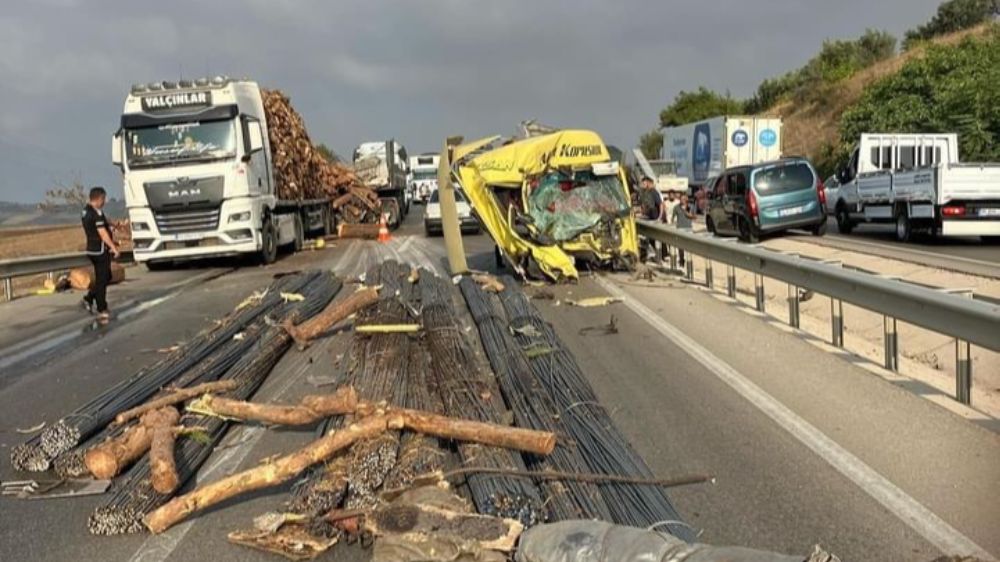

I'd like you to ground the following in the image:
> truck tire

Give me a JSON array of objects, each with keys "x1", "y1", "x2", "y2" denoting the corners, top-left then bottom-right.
[
  {"x1": 835, "y1": 205, "x2": 854, "y2": 234},
  {"x1": 145, "y1": 260, "x2": 172, "y2": 272},
  {"x1": 894, "y1": 211, "x2": 912, "y2": 243},
  {"x1": 259, "y1": 219, "x2": 278, "y2": 265},
  {"x1": 293, "y1": 214, "x2": 304, "y2": 252},
  {"x1": 322, "y1": 207, "x2": 335, "y2": 237}
]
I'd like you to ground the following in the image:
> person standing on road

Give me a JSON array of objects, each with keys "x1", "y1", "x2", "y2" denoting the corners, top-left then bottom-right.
[
  {"x1": 81, "y1": 186, "x2": 120, "y2": 321},
  {"x1": 672, "y1": 193, "x2": 695, "y2": 266},
  {"x1": 661, "y1": 190, "x2": 679, "y2": 225},
  {"x1": 636, "y1": 177, "x2": 662, "y2": 261}
]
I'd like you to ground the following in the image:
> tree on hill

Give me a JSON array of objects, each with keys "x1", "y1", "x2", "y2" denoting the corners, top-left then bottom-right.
[
  {"x1": 745, "y1": 29, "x2": 896, "y2": 113},
  {"x1": 904, "y1": 0, "x2": 999, "y2": 49},
  {"x1": 658, "y1": 87, "x2": 745, "y2": 128},
  {"x1": 839, "y1": 28, "x2": 1000, "y2": 165},
  {"x1": 638, "y1": 130, "x2": 664, "y2": 160}
]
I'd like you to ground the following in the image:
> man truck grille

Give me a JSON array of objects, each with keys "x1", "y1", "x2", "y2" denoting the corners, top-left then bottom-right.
[{"x1": 154, "y1": 208, "x2": 220, "y2": 234}]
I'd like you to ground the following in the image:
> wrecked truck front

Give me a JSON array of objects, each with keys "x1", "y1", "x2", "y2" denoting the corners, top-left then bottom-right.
[{"x1": 454, "y1": 130, "x2": 638, "y2": 282}]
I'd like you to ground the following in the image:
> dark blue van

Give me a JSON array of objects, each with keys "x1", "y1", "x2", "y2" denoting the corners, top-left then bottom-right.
[{"x1": 706, "y1": 158, "x2": 827, "y2": 242}]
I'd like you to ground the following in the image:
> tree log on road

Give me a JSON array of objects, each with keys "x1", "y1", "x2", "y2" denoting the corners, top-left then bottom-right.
[
  {"x1": 145, "y1": 403, "x2": 556, "y2": 533},
  {"x1": 113, "y1": 380, "x2": 238, "y2": 426},
  {"x1": 149, "y1": 409, "x2": 181, "y2": 494},
  {"x1": 282, "y1": 287, "x2": 379, "y2": 349},
  {"x1": 85, "y1": 407, "x2": 179, "y2": 480},
  {"x1": 192, "y1": 387, "x2": 358, "y2": 426}
]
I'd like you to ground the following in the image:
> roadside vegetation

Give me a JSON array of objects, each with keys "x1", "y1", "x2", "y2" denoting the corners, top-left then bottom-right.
[{"x1": 638, "y1": 0, "x2": 1000, "y2": 175}]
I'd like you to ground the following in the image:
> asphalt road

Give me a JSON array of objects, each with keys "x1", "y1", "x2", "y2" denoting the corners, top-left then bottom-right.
[
  {"x1": 783, "y1": 217, "x2": 1000, "y2": 277},
  {"x1": 0, "y1": 207, "x2": 997, "y2": 561}
]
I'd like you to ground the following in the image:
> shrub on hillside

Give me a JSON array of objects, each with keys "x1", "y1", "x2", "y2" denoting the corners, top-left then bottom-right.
[
  {"x1": 903, "y1": 0, "x2": 999, "y2": 49},
  {"x1": 838, "y1": 27, "x2": 1000, "y2": 165}
]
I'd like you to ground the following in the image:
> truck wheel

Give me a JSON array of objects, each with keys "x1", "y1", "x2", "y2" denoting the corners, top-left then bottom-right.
[
  {"x1": 293, "y1": 215, "x2": 304, "y2": 252},
  {"x1": 145, "y1": 260, "x2": 172, "y2": 272},
  {"x1": 259, "y1": 219, "x2": 278, "y2": 265},
  {"x1": 322, "y1": 207, "x2": 335, "y2": 236},
  {"x1": 835, "y1": 206, "x2": 854, "y2": 234},
  {"x1": 894, "y1": 212, "x2": 912, "y2": 243}
]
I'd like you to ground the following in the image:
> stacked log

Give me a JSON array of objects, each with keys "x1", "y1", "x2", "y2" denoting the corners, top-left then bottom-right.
[{"x1": 260, "y1": 89, "x2": 379, "y2": 223}]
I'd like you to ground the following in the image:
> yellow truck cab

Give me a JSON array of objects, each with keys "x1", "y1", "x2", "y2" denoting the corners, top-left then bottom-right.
[{"x1": 454, "y1": 130, "x2": 638, "y2": 281}]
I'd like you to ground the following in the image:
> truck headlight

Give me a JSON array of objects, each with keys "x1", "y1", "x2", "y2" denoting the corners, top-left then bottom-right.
[
  {"x1": 132, "y1": 221, "x2": 150, "y2": 231},
  {"x1": 228, "y1": 211, "x2": 251, "y2": 223}
]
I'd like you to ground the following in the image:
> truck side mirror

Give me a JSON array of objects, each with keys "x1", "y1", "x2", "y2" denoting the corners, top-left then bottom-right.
[
  {"x1": 247, "y1": 121, "x2": 264, "y2": 155},
  {"x1": 111, "y1": 132, "x2": 123, "y2": 168}
]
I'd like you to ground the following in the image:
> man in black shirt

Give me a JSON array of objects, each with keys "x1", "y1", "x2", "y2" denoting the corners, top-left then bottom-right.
[{"x1": 81, "y1": 187, "x2": 120, "y2": 320}]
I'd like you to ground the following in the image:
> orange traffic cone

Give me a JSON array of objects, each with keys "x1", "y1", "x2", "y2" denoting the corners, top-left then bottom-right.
[{"x1": 377, "y1": 214, "x2": 391, "y2": 243}]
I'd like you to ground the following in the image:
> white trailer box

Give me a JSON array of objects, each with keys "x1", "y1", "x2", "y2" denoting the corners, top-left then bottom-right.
[{"x1": 663, "y1": 116, "x2": 782, "y2": 187}]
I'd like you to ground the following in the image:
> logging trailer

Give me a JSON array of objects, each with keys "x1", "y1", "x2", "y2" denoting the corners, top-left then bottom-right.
[{"x1": 112, "y1": 77, "x2": 336, "y2": 269}]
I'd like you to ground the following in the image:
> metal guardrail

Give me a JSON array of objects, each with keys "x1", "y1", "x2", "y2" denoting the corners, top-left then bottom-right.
[
  {"x1": 637, "y1": 220, "x2": 1000, "y2": 406},
  {"x1": 0, "y1": 251, "x2": 134, "y2": 301}
]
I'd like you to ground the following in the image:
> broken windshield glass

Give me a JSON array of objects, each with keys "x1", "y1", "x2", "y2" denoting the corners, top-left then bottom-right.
[
  {"x1": 527, "y1": 170, "x2": 629, "y2": 242},
  {"x1": 125, "y1": 119, "x2": 237, "y2": 168}
]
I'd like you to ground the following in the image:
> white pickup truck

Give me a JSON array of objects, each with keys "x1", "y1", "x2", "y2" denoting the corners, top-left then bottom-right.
[{"x1": 828, "y1": 133, "x2": 1000, "y2": 242}]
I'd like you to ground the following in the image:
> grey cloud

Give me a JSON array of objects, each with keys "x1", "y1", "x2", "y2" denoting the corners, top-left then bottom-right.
[{"x1": 0, "y1": 0, "x2": 943, "y2": 202}]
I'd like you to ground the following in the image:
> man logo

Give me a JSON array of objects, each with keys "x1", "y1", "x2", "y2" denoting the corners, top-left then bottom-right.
[{"x1": 167, "y1": 188, "x2": 201, "y2": 198}]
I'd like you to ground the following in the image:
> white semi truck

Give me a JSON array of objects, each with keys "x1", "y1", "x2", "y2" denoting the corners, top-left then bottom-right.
[
  {"x1": 409, "y1": 153, "x2": 440, "y2": 205},
  {"x1": 352, "y1": 140, "x2": 409, "y2": 228},
  {"x1": 828, "y1": 133, "x2": 1000, "y2": 242},
  {"x1": 662, "y1": 116, "x2": 783, "y2": 190},
  {"x1": 112, "y1": 77, "x2": 334, "y2": 268}
]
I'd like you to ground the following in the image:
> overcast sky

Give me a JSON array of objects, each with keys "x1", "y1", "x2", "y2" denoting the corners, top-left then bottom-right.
[{"x1": 0, "y1": 0, "x2": 945, "y2": 202}]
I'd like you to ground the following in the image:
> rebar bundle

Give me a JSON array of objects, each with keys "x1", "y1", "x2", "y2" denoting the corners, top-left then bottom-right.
[
  {"x1": 87, "y1": 272, "x2": 341, "y2": 535},
  {"x1": 458, "y1": 277, "x2": 612, "y2": 522},
  {"x1": 419, "y1": 272, "x2": 543, "y2": 527},
  {"x1": 344, "y1": 261, "x2": 412, "y2": 510},
  {"x1": 494, "y1": 277, "x2": 693, "y2": 541},
  {"x1": 13, "y1": 274, "x2": 318, "y2": 472}
]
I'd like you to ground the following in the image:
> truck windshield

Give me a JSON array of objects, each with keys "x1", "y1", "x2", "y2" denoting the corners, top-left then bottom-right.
[
  {"x1": 413, "y1": 171, "x2": 437, "y2": 181},
  {"x1": 752, "y1": 162, "x2": 815, "y2": 195},
  {"x1": 125, "y1": 119, "x2": 237, "y2": 168},
  {"x1": 527, "y1": 170, "x2": 630, "y2": 242}
]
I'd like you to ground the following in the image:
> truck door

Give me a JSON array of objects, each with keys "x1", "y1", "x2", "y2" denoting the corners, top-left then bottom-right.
[{"x1": 242, "y1": 116, "x2": 271, "y2": 197}]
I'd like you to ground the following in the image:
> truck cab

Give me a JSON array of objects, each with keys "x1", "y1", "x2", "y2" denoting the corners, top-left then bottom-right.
[
  {"x1": 409, "y1": 153, "x2": 440, "y2": 205},
  {"x1": 833, "y1": 134, "x2": 1000, "y2": 241},
  {"x1": 112, "y1": 77, "x2": 300, "y2": 267},
  {"x1": 353, "y1": 140, "x2": 410, "y2": 227}
]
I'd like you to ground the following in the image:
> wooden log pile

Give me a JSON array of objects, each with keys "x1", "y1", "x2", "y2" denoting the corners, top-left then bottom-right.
[{"x1": 260, "y1": 89, "x2": 380, "y2": 223}]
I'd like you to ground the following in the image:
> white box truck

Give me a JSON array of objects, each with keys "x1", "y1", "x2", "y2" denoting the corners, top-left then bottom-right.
[
  {"x1": 828, "y1": 133, "x2": 1000, "y2": 241},
  {"x1": 352, "y1": 140, "x2": 409, "y2": 228},
  {"x1": 112, "y1": 77, "x2": 335, "y2": 269},
  {"x1": 662, "y1": 116, "x2": 782, "y2": 189},
  {"x1": 409, "y1": 153, "x2": 440, "y2": 205}
]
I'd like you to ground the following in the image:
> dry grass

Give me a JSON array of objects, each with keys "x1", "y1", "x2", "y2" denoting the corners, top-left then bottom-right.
[
  {"x1": 772, "y1": 24, "x2": 994, "y2": 161},
  {"x1": 0, "y1": 224, "x2": 85, "y2": 260}
]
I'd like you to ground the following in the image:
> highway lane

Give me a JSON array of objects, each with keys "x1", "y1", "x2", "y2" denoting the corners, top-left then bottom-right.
[
  {"x1": 783, "y1": 217, "x2": 1000, "y2": 277},
  {"x1": 0, "y1": 207, "x2": 997, "y2": 561}
]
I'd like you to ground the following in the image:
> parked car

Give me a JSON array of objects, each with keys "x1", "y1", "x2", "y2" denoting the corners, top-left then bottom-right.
[
  {"x1": 706, "y1": 158, "x2": 827, "y2": 242},
  {"x1": 424, "y1": 188, "x2": 480, "y2": 236}
]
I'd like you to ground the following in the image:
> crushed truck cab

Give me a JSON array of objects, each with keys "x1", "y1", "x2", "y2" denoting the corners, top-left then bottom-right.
[{"x1": 454, "y1": 130, "x2": 638, "y2": 281}]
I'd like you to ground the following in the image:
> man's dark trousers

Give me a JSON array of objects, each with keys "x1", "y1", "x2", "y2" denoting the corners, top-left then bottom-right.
[{"x1": 86, "y1": 253, "x2": 112, "y2": 313}]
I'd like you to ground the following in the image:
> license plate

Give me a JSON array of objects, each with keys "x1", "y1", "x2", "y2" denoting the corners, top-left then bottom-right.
[
  {"x1": 779, "y1": 206, "x2": 805, "y2": 217},
  {"x1": 979, "y1": 208, "x2": 1000, "y2": 217},
  {"x1": 170, "y1": 232, "x2": 203, "y2": 242}
]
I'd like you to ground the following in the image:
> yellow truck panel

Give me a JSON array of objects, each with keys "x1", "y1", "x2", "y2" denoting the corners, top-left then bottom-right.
[{"x1": 453, "y1": 130, "x2": 638, "y2": 281}]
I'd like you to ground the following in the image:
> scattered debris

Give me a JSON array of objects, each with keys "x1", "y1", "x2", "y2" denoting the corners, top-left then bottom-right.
[
  {"x1": 565, "y1": 296, "x2": 622, "y2": 308},
  {"x1": 280, "y1": 292, "x2": 306, "y2": 303},
  {"x1": 355, "y1": 324, "x2": 421, "y2": 334},
  {"x1": 14, "y1": 422, "x2": 46, "y2": 434},
  {"x1": 578, "y1": 315, "x2": 618, "y2": 336}
]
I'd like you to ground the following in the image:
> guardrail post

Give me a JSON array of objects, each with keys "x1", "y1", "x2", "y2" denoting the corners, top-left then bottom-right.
[
  {"x1": 3, "y1": 278, "x2": 12, "y2": 302},
  {"x1": 684, "y1": 257, "x2": 694, "y2": 280},
  {"x1": 831, "y1": 298, "x2": 844, "y2": 347},
  {"x1": 956, "y1": 340, "x2": 972, "y2": 405},
  {"x1": 883, "y1": 316, "x2": 899, "y2": 371},
  {"x1": 705, "y1": 259, "x2": 714, "y2": 289},
  {"x1": 669, "y1": 245, "x2": 677, "y2": 272},
  {"x1": 787, "y1": 285, "x2": 800, "y2": 329},
  {"x1": 754, "y1": 274, "x2": 765, "y2": 313},
  {"x1": 726, "y1": 265, "x2": 736, "y2": 298}
]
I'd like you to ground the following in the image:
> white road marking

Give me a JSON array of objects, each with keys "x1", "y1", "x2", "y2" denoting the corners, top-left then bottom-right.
[
  {"x1": 595, "y1": 275, "x2": 996, "y2": 561},
  {"x1": 127, "y1": 344, "x2": 309, "y2": 562}
]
